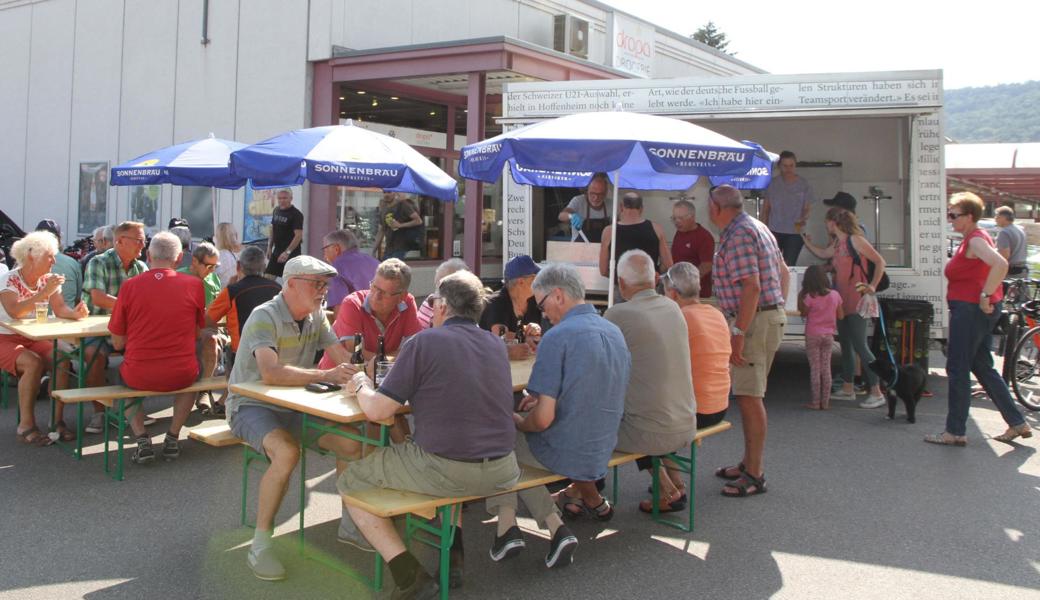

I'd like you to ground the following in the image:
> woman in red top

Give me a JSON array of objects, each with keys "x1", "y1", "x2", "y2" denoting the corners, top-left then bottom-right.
[{"x1": 931, "y1": 193, "x2": 1031, "y2": 445}]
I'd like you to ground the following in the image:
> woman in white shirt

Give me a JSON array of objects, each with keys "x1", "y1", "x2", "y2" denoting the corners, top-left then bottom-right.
[{"x1": 213, "y1": 222, "x2": 242, "y2": 288}]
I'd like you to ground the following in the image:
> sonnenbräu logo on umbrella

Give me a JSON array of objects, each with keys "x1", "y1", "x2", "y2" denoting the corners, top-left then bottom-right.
[
  {"x1": 308, "y1": 162, "x2": 403, "y2": 188},
  {"x1": 644, "y1": 143, "x2": 751, "y2": 175}
]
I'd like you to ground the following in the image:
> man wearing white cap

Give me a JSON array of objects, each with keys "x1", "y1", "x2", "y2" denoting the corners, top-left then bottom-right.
[{"x1": 226, "y1": 255, "x2": 364, "y2": 581}]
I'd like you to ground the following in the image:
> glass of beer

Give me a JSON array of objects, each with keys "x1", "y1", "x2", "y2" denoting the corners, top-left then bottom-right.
[{"x1": 34, "y1": 302, "x2": 49, "y2": 323}]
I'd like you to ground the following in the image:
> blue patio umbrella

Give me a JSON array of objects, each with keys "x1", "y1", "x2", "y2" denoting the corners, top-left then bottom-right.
[
  {"x1": 229, "y1": 120, "x2": 458, "y2": 201},
  {"x1": 458, "y1": 111, "x2": 757, "y2": 304},
  {"x1": 708, "y1": 141, "x2": 777, "y2": 190},
  {"x1": 111, "y1": 135, "x2": 249, "y2": 189},
  {"x1": 110, "y1": 135, "x2": 252, "y2": 233}
]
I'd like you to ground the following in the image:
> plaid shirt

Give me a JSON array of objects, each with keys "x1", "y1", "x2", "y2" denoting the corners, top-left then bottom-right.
[
  {"x1": 712, "y1": 212, "x2": 785, "y2": 316},
  {"x1": 83, "y1": 248, "x2": 147, "y2": 315}
]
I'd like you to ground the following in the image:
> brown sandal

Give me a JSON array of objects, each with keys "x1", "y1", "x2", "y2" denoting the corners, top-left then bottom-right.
[
  {"x1": 16, "y1": 426, "x2": 54, "y2": 447},
  {"x1": 54, "y1": 421, "x2": 76, "y2": 442},
  {"x1": 993, "y1": 424, "x2": 1033, "y2": 443}
]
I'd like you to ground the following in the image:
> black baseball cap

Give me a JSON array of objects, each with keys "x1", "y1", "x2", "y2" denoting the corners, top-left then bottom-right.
[
  {"x1": 35, "y1": 219, "x2": 61, "y2": 238},
  {"x1": 824, "y1": 192, "x2": 857, "y2": 212},
  {"x1": 168, "y1": 217, "x2": 189, "y2": 229}
]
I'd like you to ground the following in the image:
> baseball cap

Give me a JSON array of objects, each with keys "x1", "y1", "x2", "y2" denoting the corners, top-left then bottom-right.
[
  {"x1": 35, "y1": 219, "x2": 61, "y2": 238},
  {"x1": 504, "y1": 255, "x2": 540, "y2": 281},
  {"x1": 283, "y1": 255, "x2": 337, "y2": 278},
  {"x1": 824, "y1": 192, "x2": 857, "y2": 212},
  {"x1": 168, "y1": 217, "x2": 189, "y2": 229}
]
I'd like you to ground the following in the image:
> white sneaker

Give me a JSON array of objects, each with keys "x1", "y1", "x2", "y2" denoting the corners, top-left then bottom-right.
[
  {"x1": 859, "y1": 394, "x2": 886, "y2": 409},
  {"x1": 84, "y1": 412, "x2": 105, "y2": 434},
  {"x1": 830, "y1": 390, "x2": 856, "y2": 402},
  {"x1": 248, "y1": 547, "x2": 286, "y2": 581}
]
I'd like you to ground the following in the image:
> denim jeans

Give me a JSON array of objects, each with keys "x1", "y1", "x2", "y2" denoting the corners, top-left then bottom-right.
[
  {"x1": 772, "y1": 231, "x2": 804, "y2": 267},
  {"x1": 945, "y1": 300, "x2": 1026, "y2": 436},
  {"x1": 837, "y1": 314, "x2": 877, "y2": 387}
]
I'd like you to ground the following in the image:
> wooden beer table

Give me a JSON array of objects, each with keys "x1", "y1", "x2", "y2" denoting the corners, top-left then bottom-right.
[{"x1": 0, "y1": 315, "x2": 111, "y2": 458}]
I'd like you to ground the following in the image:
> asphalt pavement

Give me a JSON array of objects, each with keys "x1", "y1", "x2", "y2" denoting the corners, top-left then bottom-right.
[{"x1": 1, "y1": 343, "x2": 1038, "y2": 599}]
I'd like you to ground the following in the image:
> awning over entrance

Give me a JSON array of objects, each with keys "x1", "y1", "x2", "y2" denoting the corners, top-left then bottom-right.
[
  {"x1": 308, "y1": 37, "x2": 627, "y2": 271},
  {"x1": 947, "y1": 143, "x2": 1040, "y2": 212}
]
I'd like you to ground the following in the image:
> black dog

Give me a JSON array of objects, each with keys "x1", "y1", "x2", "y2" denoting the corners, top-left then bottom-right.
[{"x1": 868, "y1": 359, "x2": 927, "y2": 423}]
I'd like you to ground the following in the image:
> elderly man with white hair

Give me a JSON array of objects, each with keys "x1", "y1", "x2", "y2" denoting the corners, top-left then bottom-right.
[
  {"x1": 1, "y1": 231, "x2": 88, "y2": 446},
  {"x1": 107, "y1": 231, "x2": 206, "y2": 464},
  {"x1": 322, "y1": 228, "x2": 379, "y2": 319},
  {"x1": 588, "y1": 250, "x2": 697, "y2": 515},
  {"x1": 486, "y1": 263, "x2": 629, "y2": 569}
]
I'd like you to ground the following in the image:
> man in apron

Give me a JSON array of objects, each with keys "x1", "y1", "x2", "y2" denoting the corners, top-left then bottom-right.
[{"x1": 558, "y1": 173, "x2": 613, "y2": 243}]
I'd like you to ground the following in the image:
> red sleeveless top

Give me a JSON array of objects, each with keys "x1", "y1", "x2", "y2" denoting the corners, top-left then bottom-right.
[{"x1": 945, "y1": 228, "x2": 1003, "y2": 304}]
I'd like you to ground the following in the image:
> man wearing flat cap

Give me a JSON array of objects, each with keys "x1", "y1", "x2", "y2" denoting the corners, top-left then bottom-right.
[
  {"x1": 479, "y1": 255, "x2": 544, "y2": 360},
  {"x1": 226, "y1": 255, "x2": 365, "y2": 582}
]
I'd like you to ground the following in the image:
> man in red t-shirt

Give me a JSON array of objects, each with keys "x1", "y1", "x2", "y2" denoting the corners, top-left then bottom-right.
[
  {"x1": 108, "y1": 231, "x2": 205, "y2": 465},
  {"x1": 318, "y1": 258, "x2": 421, "y2": 369},
  {"x1": 670, "y1": 199, "x2": 715, "y2": 298}
]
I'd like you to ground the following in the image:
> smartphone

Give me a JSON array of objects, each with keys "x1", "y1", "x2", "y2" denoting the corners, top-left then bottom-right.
[{"x1": 305, "y1": 382, "x2": 343, "y2": 393}]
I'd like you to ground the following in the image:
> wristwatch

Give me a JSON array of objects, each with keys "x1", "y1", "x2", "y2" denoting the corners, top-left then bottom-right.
[
  {"x1": 980, "y1": 291, "x2": 992, "y2": 300},
  {"x1": 730, "y1": 324, "x2": 745, "y2": 337}
]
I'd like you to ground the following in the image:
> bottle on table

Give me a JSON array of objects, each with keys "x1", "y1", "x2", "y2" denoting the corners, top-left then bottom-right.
[
  {"x1": 350, "y1": 333, "x2": 364, "y2": 365},
  {"x1": 515, "y1": 317, "x2": 525, "y2": 344},
  {"x1": 375, "y1": 334, "x2": 389, "y2": 386}
]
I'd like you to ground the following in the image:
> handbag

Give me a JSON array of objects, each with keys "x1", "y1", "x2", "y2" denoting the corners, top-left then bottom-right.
[{"x1": 846, "y1": 236, "x2": 890, "y2": 292}]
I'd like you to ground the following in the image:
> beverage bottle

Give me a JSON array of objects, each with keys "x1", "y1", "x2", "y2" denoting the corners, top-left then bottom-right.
[
  {"x1": 350, "y1": 333, "x2": 364, "y2": 365},
  {"x1": 375, "y1": 335, "x2": 388, "y2": 386},
  {"x1": 515, "y1": 318, "x2": 525, "y2": 344}
]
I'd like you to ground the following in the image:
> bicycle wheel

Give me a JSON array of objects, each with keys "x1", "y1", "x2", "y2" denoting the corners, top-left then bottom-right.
[{"x1": 1009, "y1": 325, "x2": 1040, "y2": 411}]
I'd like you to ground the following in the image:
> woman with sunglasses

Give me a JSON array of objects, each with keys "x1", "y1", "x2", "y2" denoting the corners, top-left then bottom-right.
[{"x1": 931, "y1": 193, "x2": 1031, "y2": 445}]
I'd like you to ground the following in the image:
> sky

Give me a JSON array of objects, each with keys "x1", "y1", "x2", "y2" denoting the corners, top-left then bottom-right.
[{"x1": 602, "y1": 0, "x2": 1039, "y2": 90}]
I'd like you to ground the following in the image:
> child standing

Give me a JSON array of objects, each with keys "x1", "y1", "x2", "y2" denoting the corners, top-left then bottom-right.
[{"x1": 799, "y1": 264, "x2": 844, "y2": 409}]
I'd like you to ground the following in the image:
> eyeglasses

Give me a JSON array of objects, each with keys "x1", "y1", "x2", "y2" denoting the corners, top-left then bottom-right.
[
  {"x1": 321, "y1": 243, "x2": 339, "y2": 252},
  {"x1": 119, "y1": 235, "x2": 145, "y2": 245},
  {"x1": 295, "y1": 277, "x2": 329, "y2": 291},
  {"x1": 947, "y1": 212, "x2": 967, "y2": 220},
  {"x1": 670, "y1": 214, "x2": 691, "y2": 223},
  {"x1": 536, "y1": 289, "x2": 555, "y2": 312},
  {"x1": 370, "y1": 282, "x2": 404, "y2": 298},
  {"x1": 201, "y1": 260, "x2": 219, "y2": 270}
]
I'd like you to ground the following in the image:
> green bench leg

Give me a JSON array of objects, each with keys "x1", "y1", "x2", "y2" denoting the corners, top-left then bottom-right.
[
  {"x1": 2, "y1": 366, "x2": 8, "y2": 409},
  {"x1": 405, "y1": 504, "x2": 460, "y2": 600},
  {"x1": 103, "y1": 397, "x2": 140, "y2": 482},
  {"x1": 650, "y1": 442, "x2": 697, "y2": 532}
]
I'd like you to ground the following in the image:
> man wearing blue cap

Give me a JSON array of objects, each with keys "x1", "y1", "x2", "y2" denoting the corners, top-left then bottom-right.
[{"x1": 479, "y1": 255, "x2": 543, "y2": 360}]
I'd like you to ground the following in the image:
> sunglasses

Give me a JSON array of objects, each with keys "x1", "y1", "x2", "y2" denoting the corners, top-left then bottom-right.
[{"x1": 947, "y1": 212, "x2": 967, "y2": 220}]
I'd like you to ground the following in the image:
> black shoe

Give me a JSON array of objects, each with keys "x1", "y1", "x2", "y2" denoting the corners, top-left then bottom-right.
[
  {"x1": 544, "y1": 525, "x2": 577, "y2": 569},
  {"x1": 390, "y1": 568, "x2": 439, "y2": 600},
  {"x1": 161, "y1": 435, "x2": 180, "y2": 460},
  {"x1": 489, "y1": 525, "x2": 525, "y2": 562},
  {"x1": 132, "y1": 437, "x2": 155, "y2": 464}
]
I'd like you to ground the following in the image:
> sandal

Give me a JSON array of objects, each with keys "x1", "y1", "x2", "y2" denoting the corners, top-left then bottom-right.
[
  {"x1": 714, "y1": 463, "x2": 745, "y2": 480},
  {"x1": 638, "y1": 489, "x2": 687, "y2": 514},
  {"x1": 16, "y1": 426, "x2": 54, "y2": 447},
  {"x1": 923, "y1": 432, "x2": 967, "y2": 446},
  {"x1": 559, "y1": 492, "x2": 614, "y2": 521},
  {"x1": 993, "y1": 424, "x2": 1033, "y2": 443},
  {"x1": 721, "y1": 472, "x2": 767, "y2": 498},
  {"x1": 54, "y1": 421, "x2": 76, "y2": 442}
]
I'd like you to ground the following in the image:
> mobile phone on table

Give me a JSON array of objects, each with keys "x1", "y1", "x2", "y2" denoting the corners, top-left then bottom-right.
[{"x1": 305, "y1": 382, "x2": 342, "y2": 393}]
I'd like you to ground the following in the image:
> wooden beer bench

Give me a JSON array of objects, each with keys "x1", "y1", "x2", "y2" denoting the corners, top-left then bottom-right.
[
  {"x1": 341, "y1": 420, "x2": 732, "y2": 599},
  {"x1": 52, "y1": 376, "x2": 228, "y2": 480}
]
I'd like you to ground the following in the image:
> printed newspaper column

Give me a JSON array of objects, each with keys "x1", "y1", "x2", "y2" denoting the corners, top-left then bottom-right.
[
  {"x1": 501, "y1": 124, "x2": 532, "y2": 260},
  {"x1": 911, "y1": 111, "x2": 946, "y2": 334}
]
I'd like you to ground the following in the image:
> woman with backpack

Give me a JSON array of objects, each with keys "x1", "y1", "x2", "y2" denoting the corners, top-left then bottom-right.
[{"x1": 801, "y1": 205, "x2": 887, "y2": 408}]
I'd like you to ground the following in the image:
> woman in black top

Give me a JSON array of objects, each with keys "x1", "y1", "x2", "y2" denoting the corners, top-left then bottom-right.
[
  {"x1": 479, "y1": 255, "x2": 543, "y2": 360},
  {"x1": 599, "y1": 192, "x2": 673, "y2": 280}
]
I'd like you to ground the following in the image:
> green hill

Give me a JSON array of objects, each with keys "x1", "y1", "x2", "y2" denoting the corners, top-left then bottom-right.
[{"x1": 945, "y1": 80, "x2": 1040, "y2": 143}]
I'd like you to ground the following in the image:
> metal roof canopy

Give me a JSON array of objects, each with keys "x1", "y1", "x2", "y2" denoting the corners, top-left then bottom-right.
[{"x1": 947, "y1": 143, "x2": 1040, "y2": 203}]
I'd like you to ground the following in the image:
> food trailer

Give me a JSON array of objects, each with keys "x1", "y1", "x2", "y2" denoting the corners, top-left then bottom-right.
[{"x1": 497, "y1": 69, "x2": 948, "y2": 340}]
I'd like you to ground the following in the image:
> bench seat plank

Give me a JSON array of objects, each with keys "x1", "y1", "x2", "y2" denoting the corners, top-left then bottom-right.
[
  {"x1": 187, "y1": 421, "x2": 241, "y2": 447},
  {"x1": 51, "y1": 376, "x2": 227, "y2": 405}
]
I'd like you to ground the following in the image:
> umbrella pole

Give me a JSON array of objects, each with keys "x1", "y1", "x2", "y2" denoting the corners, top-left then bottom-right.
[
  {"x1": 211, "y1": 187, "x2": 218, "y2": 234},
  {"x1": 607, "y1": 170, "x2": 620, "y2": 308}
]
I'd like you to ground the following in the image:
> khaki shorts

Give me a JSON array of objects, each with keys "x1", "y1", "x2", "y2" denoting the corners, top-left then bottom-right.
[
  {"x1": 337, "y1": 439, "x2": 520, "y2": 499},
  {"x1": 730, "y1": 309, "x2": 785, "y2": 398}
]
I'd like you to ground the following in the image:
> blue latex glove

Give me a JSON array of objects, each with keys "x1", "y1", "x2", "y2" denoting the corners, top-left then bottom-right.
[{"x1": 569, "y1": 213, "x2": 583, "y2": 230}]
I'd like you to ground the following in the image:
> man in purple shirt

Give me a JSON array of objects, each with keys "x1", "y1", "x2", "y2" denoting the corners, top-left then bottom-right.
[{"x1": 322, "y1": 229, "x2": 379, "y2": 319}]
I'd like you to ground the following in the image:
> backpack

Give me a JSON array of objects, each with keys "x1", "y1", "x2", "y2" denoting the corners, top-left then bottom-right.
[{"x1": 846, "y1": 236, "x2": 889, "y2": 292}]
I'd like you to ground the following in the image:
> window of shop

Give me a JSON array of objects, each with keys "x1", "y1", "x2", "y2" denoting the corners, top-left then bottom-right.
[
  {"x1": 335, "y1": 186, "x2": 447, "y2": 261},
  {"x1": 180, "y1": 187, "x2": 215, "y2": 240}
]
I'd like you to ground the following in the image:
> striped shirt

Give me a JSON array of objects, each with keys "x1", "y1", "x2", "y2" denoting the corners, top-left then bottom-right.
[{"x1": 712, "y1": 212, "x2": 785, "y2": 316}]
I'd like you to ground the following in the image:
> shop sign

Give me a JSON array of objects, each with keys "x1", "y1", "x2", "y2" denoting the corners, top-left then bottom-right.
[
  {"x1": 346, "y1": 119, "x2": 466, "y2": 151},
  {"x1": 611, "y1": 13, "x2": 654, "y2": 79}
]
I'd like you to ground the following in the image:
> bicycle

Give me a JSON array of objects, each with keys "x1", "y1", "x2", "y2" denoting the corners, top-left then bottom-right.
[
  {"x1": 996, "y1": 278, "x2": 1040, "y2": 383},
  {"x1": 1007, "y1": 299, "x2": 1040, "y2": 411}
]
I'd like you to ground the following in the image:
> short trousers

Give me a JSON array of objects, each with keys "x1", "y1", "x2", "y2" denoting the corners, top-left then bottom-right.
[
  {"x1": 0, "y1": 334, "x2": 52, "y2": 375},
  {"x1": 337, "y1": 438, "x2": 520, "y2": 499},
  {"x1": 615, "y1": 420, "x2": 695, "y2": 457},
  {"x1": 730, "y1": 309, "x2": 786, "y2": 398},
  {"x1": 230, "y1": 404, "x2": 307, "y2": 459}
]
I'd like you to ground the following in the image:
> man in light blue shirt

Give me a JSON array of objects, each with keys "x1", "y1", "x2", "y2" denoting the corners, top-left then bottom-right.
[{"x1": 486, "y1": 262, "x2": 630, "y2": 569}]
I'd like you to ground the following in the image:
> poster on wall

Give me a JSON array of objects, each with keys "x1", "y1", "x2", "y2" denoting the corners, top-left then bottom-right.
[
  {"x1": 243, "y1": 184, "x2": 279, "y2": 244},
  {"x1": 181, "y1": 186, "x2": 215, "y2": 240},
  {"x1": 77, "y1": 162, "x2": 109, "y2": 235},
  {"x1": 130, "y1": 185, "x2": 160, "y2": 234}
]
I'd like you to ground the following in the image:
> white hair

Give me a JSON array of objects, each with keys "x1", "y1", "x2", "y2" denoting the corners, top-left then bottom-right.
[
  {"x1": 532, "y1": 262, "x2": 585, "y2": 301},
  {"x1": 664, "y1": 262, "x2": 701, "y2": 298},
  {"x1": 617, "y1": 249, "x2": 655, "y2": 288},
  {"x1": 10, "y1": 231, "x2": 59, "y2": 266},
  {"x1": 148, "y1": 231, "x2": 182, "y2": 263},
  {"x1": 433, "y1": 258, "x2": 469, "y2": 286}
]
